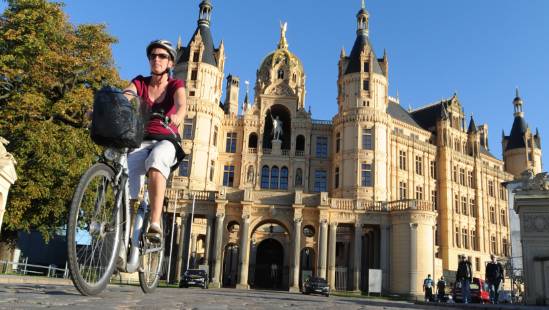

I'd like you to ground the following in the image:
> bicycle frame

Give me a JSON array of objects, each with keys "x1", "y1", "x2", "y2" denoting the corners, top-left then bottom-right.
[{"x1": 101, "y1": 148, "x2": 151, "y2": 274}]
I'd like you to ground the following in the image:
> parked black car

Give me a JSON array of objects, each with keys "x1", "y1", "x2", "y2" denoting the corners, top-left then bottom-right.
[
  {"x1": 302, "y1": 277, "x2": 329, "y2": 297},
  {"x1": 179, "y1": 269, "x2": 208, "y2": 289}
]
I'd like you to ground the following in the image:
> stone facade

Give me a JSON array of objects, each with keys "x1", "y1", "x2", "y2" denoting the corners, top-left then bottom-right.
[
  {"x1": 513, "y1": 171, "x2": 549, "y2": 305},
  {"x1": 160, "y1": 1, "x2": 535, "y2": 297},
  {"x1": 0, "y1": 137, "x2": 17, "y2": 235}
]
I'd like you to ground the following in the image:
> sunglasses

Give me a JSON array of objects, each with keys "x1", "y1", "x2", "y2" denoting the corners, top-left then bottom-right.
[{"x1": 149, "y1": 53, "x2": 170, "y2": 60}]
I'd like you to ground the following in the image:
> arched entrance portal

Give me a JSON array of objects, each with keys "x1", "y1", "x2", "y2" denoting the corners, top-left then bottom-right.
[{"x1": 253, "y1": 238, "x2": 284, "y2": 290}]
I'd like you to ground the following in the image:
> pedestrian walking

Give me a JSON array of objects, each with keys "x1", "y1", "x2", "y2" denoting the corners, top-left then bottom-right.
[
  {"x1": 485, "y1": 254, "x2": 505, "y2": 304},
  {"x1": 456, "y1": 254, "x2": 472, "y2": 303},
  {"x1": 437, "y1": 276, "x2": 447, "y2": 302},
  {"x1": 423, "y1": 274, "x2": 434, "y2": 302}
]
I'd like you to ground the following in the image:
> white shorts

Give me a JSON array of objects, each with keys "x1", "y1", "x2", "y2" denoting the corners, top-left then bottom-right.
[{"x1": 128, "y1": 140, "x2": 177, "y2": 199}]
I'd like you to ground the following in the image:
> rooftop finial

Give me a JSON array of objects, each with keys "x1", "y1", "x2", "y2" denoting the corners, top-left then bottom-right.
[
  {"x1": 278, "y1": 21, "x2": 288, "y2": 49},
  {"x1": 515, "y1": 87, "x2": 520, "y2": 98},
  {"x1": 362, "y1": 0, "x2": 365, "y2": 9}
]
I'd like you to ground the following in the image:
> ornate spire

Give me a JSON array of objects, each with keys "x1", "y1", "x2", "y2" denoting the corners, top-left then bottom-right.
[
  {"x1": 277, "y1": 21, "x2": 288, "y2": 49},
  {"x1": 198, "y1": 0, "x2": 213, "y2": 27},
  {"x1": 357, "y1": 0, "x2": 369, "y2": 36},
  {"x1": 513, "y1": 87, "x2": 524, "y2": 116},
  {"x1": 244, "y1": 80, "x2": 251, "y2": 111}
]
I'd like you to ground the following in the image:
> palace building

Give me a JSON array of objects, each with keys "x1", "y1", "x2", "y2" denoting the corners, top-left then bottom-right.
[{"x1": 162, "y1": 0, "x2": 542, "y2": 297}]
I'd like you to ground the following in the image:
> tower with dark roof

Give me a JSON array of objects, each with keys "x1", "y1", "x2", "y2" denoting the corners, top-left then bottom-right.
[
  {"x1": 173, "y1": 0, "x2": 226, "y2": 191},
  {"x1": 332, "y1": 1, "x2": 390, "y2": 202},
  {"x1": 502, "y1": 89, "x2": 542, "y2": 178}
]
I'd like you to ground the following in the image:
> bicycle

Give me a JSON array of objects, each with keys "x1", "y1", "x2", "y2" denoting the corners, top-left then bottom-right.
[{"x1": 67, "y1": 109, "x2": 177, "y2": 296}]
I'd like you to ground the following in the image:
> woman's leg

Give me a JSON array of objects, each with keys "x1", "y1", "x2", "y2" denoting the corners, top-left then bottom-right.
[{"x1": 145, "y1": 140, "x2": 177, "y2": 227}]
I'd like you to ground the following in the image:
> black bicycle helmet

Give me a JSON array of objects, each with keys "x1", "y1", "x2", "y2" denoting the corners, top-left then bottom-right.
[{"x1": 146, "y1": 39, "x2": 177, "y2": 61}]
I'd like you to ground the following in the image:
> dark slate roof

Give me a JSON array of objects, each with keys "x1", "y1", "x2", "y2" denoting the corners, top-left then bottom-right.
[
  {"x1": 387, "y1": 100, "x2": 423, "y2": 129},
  {"x1": 344, "y1": 33, "x2": 384, "y2": 75},
  {"x1": 480, "y1": 145, "x2": 498, "y2": 159},
  {"x1": 467, "y1": 116, "x2": 477, "y2": 134},
  {"x1": 177, "y1": 24, "x2": 217, "y2": 67},
  {"x1": 505, "y1": 116, "x2": 528, "y2": 150},
  {"x1": 409, "y1": 102, "x2": 445, "y2": 131}
]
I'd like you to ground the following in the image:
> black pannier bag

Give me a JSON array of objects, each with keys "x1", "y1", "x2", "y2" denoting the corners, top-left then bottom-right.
[{"x1": 90, "y1": 86, "x2": 144, "y2": 148}]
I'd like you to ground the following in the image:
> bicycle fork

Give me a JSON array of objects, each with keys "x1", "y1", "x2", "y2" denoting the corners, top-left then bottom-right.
[{"x1": 125, "y1": 200, "x2": 147, "y2": 273}]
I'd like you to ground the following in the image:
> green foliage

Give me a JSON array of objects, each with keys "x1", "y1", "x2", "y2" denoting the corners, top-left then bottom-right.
[{"x1": 0, "y1": 0, "x2": 125, "y2": 242}]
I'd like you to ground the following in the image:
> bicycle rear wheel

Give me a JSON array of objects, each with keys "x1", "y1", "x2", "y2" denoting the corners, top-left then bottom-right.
[
  {"x1": 67, "y1": 163, "x2": 122, "y2": 296},
  {"x1": 138, "y1": 214, "x2": 164, "y2": 293}
]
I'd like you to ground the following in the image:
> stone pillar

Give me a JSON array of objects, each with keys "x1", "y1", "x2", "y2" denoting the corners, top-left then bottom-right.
[
  {"x1": 318, "y1": 219, "x2": 328, "y2": 279},
  {"x1": 409, "y1": 223, "x2": 418, "y2": 296},
  {"x1": 237, "y1": 215, "x2": 251, "y2": 289},
  {"x1": 328, "y1": 222, "x2": 337, "y2": 290},
  {"x1": 290, "y1": 218, "x2": 302, "y2": 292},
  {"x1": 514, "y1": 175, "x2": 549, "y2": 306},
  {"x1": 379, "y1": 224, "x2": 390, "y2": 291},
  {"x1": 204, "y1": 217, "x2": 212, "y2": 267},
  {"x1": 211, "y1": 212, "x2": 225, "y2": 288},
  {"x1": 191, "y1": 233, "x2": 198, "y2": 256},
  {"x1": 353, "y1": 223, "x2": 362, "y2": 292},
  {"x1": 175, "y1": 212, "x2": 187, "y2": 282}
]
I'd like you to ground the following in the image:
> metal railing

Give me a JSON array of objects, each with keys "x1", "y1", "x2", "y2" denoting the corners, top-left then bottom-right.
[{"x1": 0, "y1": 258, "x2": 69, "y2": 279}]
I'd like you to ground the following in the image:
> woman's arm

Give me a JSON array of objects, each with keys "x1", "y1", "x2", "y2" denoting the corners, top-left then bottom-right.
[
  {"x1": 170, "y1": 87, "x2": 187, "y2": 127},
  {"x1": 123, "y1": 83, "x2": 138, "y2": 100}
]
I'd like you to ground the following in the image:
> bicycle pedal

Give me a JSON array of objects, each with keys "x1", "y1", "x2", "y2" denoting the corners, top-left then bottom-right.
[{"x1": 145, "y1": 233, "x2": 162, "y2": 244}]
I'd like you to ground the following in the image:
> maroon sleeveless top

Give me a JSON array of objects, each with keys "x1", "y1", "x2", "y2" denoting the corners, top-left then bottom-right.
[{"x1": 131, "y1": 75, "x2": 185, "y2": 137}]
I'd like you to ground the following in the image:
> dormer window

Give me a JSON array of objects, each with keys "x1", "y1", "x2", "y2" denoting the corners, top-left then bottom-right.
[{"x1": 193, "y1": 50, "x2": 200, "y2": 62}]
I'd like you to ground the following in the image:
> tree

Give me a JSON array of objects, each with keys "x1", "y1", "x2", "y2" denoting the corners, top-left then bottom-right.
[{"x1": 0, "y1": 0, "x2": 125, "y2": 249}]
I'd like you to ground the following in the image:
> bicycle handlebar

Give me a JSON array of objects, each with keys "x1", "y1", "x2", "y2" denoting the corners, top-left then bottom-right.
[{"x1": 149, "y1": 112, "x2": 177, "y2": 139}]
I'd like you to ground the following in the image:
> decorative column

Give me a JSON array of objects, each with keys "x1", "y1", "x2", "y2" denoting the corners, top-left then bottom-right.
[
  {"x1": 328, "y1": 222, "x2": 337, "y2": 290},
  {"x1": 211, "y1": 204, "x2": 226, "y2": 288},
  {"x1": 204, "y1": 217, "x2": 213, "y2": 267},
  {"x1": 318, "y1": 219, "x2": 328, "y2": 278},
  {"x1": 353, "y1": 222, "x2": 362, "y2": 292},
  {"x1": 379, "y1": 224, "x2": 390, "y2": 291},
  {"x1": 409, "y1": 223, "x2": 418, "y2": 295},
  {"x1": 175, "y1": 211, "x2": 187, "y2": 282},
  {"x1": 237, "y1": 214, "x2": 251, "y2": 289},
  {"x1": 290, "y1": 217, "x2": 302, "y2": 292}
]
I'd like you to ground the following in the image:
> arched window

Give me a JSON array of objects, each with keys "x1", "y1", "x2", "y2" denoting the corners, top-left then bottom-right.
[
  {"x1": 261, "y1": 165, "x2": 270, "y2": 189},
  {"x1": 295, "y1": 168, "x2": 303, "y2": 187},
  {"x1": 277, "y1": 69, "x2": 284, "y2": 79},
  {"x1": 280, "y1": 167, "x2": 289, "y2": 190},
  {"x1": 270, "y1": 166, "x2": 279, "y2": 189},
  {"x1": 248, "y1": 132, "x2": 258, "y2": 149}
]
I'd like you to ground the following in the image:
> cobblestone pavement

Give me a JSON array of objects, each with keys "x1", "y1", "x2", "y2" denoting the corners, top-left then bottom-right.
[{"x1": 0, "y1": 283, "x2": 456, "y2": 310}]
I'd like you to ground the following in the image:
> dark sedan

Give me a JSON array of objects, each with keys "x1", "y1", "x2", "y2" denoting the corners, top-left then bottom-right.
[
  {"x1": 179, "y1": 269, "x2": 208, "y2": 289},
  {"x1": 302, "y1": 277, "x2": 330, "y2": 297}
]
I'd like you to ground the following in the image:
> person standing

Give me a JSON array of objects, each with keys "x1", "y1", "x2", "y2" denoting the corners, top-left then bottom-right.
[
  {"x1": 456, "y1": 255, "x2": 473, "y2": 303},
  {"x1": 423, "y1": 274, "x2": 434, "y2": 302},
  {"x1": 437, "y1": 276, "x2": 447, "y2": 302},
  {"x1": 485, "y1": 254, "x2": 505, "y2": 304}
]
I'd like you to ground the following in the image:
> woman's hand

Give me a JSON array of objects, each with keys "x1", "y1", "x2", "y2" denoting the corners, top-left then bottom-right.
[{"x1": 170, "y1": 113, "x2": 183, "y2": 127}]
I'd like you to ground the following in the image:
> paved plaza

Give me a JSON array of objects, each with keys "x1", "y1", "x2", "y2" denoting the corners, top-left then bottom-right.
[{"x1": 0, "y1": 282, "x2": 456, "y2": 310}]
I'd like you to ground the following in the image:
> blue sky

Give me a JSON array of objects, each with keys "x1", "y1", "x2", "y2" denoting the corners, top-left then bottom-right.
[{"x1": 3, "y1": 0, "x2": 548, "y2": 163}]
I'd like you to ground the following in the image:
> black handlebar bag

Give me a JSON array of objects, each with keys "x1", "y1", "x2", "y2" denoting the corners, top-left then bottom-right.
[{"x1": 90, "y1": 86, "x2": 144, "y2": 148}]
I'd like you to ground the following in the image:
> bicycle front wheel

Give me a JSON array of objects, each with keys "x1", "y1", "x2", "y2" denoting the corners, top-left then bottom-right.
[
  {"x1": 67, "y1": 163, "x2": 122, "y2": 296},
  {"x1": 138, "y1": 214, "x2": 164, "y2": 293}
]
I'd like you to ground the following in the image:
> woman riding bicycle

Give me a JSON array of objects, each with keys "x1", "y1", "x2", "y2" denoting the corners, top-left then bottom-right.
[{"x1": 124, "y1": 39, "x2": 186, "y2": 239}]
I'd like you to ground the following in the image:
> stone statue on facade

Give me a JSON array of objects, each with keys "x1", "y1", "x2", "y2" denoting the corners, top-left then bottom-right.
[
  {"x1": 270, "y1": 113, "x2": 283, "y2": 141},
  {"x1": 247, "y1": 165, "x2": 255, "y2": 184}
]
